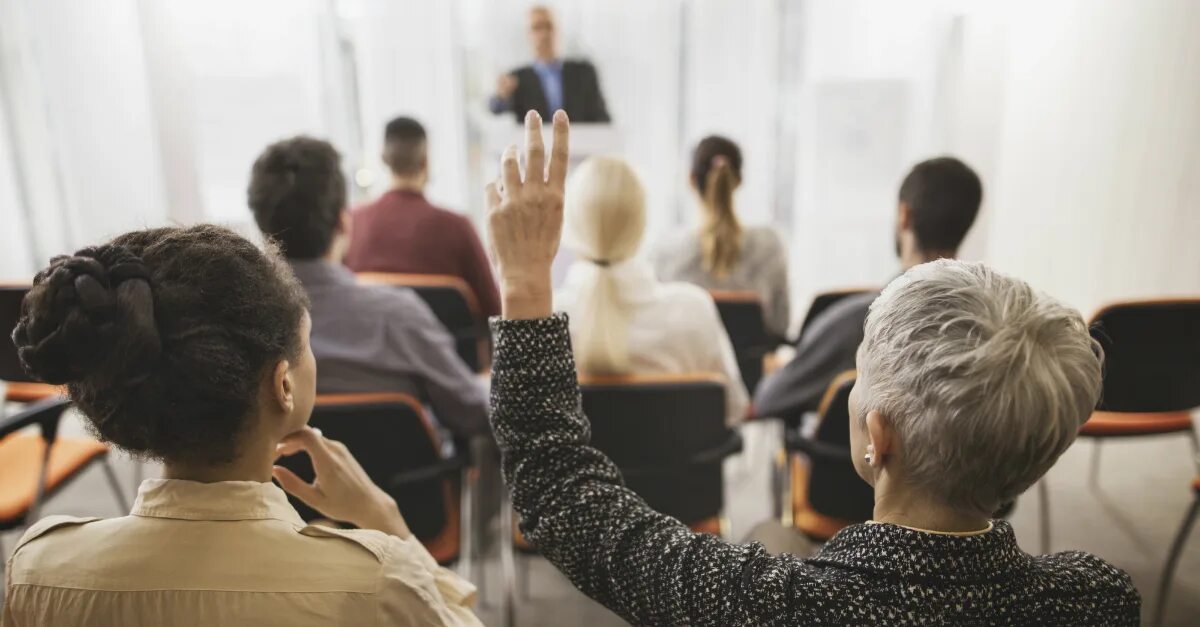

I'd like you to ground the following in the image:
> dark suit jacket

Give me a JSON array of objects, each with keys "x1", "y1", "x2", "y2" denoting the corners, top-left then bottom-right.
[{"x1": 505, "y1": 59, "x2": 610, "y2": 123}]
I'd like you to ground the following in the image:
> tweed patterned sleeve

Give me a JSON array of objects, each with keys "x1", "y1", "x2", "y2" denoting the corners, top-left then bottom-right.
[{"x1": 489, "y1": 314, "x2": 802, "y2": 626}]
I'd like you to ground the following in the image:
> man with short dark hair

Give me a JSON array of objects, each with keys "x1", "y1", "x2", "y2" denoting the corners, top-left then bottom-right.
[
  {"x1": 344, "y1": 117, "x2": 502, "y2": 317},
  {"x1": 248, "y1": 136, "x2": 489, "y2": 438},
  {"x1": 754, "y1": 156, "x2": 983, "y2": 424}
]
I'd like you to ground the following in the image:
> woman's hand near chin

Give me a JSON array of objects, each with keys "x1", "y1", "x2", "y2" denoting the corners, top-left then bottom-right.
[
  {"x1": 273, "y1": 426, "x2": 411, "y2": 539},
  {"x1": 486, "y1": 109, "x2": 571, "y2": 320}
]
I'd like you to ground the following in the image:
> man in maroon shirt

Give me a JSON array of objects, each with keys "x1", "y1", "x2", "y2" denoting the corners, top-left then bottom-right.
[{"x1": 345, "y1": 117, "x2": 502, "y2": 317}]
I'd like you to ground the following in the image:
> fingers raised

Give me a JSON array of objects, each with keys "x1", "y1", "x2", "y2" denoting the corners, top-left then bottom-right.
[
  {"x1": 524, "y1": 111, "x2": 545, "y2": 184},
  {"x1": 485, "y1": 180, "x2": 502, "y2": 212},
  {"x1": 548, "y1": 109, "x2": 570, "y2": 190},
  {"x1": 501, "y1": 144, "x2": 522, "y2": 193}
]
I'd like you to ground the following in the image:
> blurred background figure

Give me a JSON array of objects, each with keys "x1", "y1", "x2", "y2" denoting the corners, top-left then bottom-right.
[
  {"x1": 488, "y1": 5, "x2": 610, "y2": 123},
  {"x1": 344, "y1": 117, "x2": 502, "y2": 317},
  {"x1": 655, "y1": 136, "x2": 790, "y2": 339}
]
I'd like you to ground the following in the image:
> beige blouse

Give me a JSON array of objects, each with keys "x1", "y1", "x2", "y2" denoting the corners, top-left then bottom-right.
[{"x1": 2, "y1": 479, "x2": 480, "y2": 627}]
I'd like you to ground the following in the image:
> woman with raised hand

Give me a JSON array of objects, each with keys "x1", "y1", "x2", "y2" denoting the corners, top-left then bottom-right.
[
  {"x1": 486, "y1": 110, "x2": 1139, "y2": 625},
  {"x1": 2, "y1": 225, "x2": 479, "y2": 627},
  {"x1": 654, "y1": 136, "x2": 790, "y2": 340},
  {"x1": 554, "y1": 155, "x2": 748, "y2": 426}
]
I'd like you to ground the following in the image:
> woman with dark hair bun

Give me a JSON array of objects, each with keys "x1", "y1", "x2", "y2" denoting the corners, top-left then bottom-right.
[
  {"x1": 654, "y1": 136, "x2": 791, "y2": 339},
  {"x1": 3, "y1": 225, "x2": 480, "y2": 626}
]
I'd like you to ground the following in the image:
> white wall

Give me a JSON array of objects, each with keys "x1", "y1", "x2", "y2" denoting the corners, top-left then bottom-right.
[{"x1": 986, "y1": 0, "x2": 1200, "y2": 314}]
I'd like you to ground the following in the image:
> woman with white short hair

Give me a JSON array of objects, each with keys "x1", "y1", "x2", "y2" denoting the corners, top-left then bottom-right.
[{"x1": 483, "y1": 110, "x2": 1140, "y2": 625}]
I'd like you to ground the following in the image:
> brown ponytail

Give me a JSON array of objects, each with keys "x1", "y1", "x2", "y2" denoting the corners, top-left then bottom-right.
[
  {"x1": 700, "y1": 161, "x2": 743, "y2": 277},
  {"x1": 691, "y1": 136, "x2": 744, "y2": 279}
]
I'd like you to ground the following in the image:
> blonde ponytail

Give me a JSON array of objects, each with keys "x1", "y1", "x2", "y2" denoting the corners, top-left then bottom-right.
[
  {"x1": 700, "y1": 160, "x2": 743, "y2": 278},
  {"x1": 563, "y1": 157, "x2": 647, "y2": 376}
]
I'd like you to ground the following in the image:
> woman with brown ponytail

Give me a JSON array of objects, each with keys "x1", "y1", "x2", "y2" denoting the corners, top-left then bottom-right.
[{"x1": 655, "y1": 136, "x2": 790, "y2": 340}]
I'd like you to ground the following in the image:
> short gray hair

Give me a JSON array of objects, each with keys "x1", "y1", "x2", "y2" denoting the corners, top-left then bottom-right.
[{"x1": 856, "y1": 259, "x2": 1102, "y2": 516}]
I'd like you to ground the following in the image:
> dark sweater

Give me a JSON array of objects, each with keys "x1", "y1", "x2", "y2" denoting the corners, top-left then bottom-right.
[{"x1": 489, "y1": 313, "x2": 1141, "y2": 626}]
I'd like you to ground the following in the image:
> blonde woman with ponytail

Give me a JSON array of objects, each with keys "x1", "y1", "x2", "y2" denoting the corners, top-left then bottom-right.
[
  {"x1": 555, "y1": 156, "x2": 749, "y2": 426},
  {"x1": 655, "y1": 136, "x2": 790, "y2": 339}
]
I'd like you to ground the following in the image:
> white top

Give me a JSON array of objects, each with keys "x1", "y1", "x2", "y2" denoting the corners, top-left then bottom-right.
[{"x1": 555, "y1": 259, "x2": 750, "y2": 427}]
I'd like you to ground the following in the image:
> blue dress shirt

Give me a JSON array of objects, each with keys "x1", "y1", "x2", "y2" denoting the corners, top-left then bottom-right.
[{"x1": 531, "y1": 59, "x2": 564, "y2": 113}]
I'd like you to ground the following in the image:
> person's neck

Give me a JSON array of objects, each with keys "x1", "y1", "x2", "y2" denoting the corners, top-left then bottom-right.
[
  {"x1": 535, "y1": 54, "x2": 558, "y2": 65},
  {"x1": 390, "y1": 176, "x2": 425, "y2": 194},
  {"x1": 163, "y1": 442, "x2": 275, "y2": 484},
  {"x1": 872, "y1": 480, "x2": 990, "y2": 533},
  {"x1": 899, "y1": 245, "x2": 957, "y2": 271}
]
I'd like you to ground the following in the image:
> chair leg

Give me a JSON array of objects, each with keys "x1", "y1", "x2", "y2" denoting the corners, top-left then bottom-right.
[
  {"x1": 1038, "y1": 479, "x2": 1051, "y2": 555},
  {"x1": 101, "y1": 458, "x2": 130, "y2": 513},
  {"x1": 1154, "y1": 496, "x2": 1200, "y2": 627},
  {"x1": 1088, "y1": 440, "x2": 1102, "y2": 489},
  {"x1": 457, "y1": 469, "x2": 475, "y2": 596},
  {"x1": 500, "y1": 492, "x2": 517, "y2": 627},
  {"x1": 1189, "y1": 430, "x2": 1199, "y2": 474}
]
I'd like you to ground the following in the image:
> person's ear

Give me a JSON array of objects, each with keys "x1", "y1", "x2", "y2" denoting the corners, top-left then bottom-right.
[
  {"x1": 897, "y1": 201, "x2": 913, "y2": 230},
  {"x1": 270, "y1": 359, "x2": 295, "y2": 415},
  {"x1": 865, "y1": 409, "x2": 895, "y2": 469}
]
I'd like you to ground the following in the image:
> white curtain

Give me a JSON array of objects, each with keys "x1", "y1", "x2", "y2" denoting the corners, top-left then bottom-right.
[{"x1": 985, "y1": 0, "x2": 1200, "y2": 314}]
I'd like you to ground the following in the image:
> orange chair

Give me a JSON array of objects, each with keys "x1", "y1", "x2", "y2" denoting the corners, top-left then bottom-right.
[
  {"x1": 0, "y1": 398, "x2": 128, "y2": 562},
  {"x1": 784, "y1": 371, "x2": 874, "y2": 541},
  {"x1": 1, "y1": 285, "x2": 59, "y2": 404},
  {"x1": 356, "y1": 273, "x2": 490, "y2": 372},
  {"x1": 273, "y1": 393, "x2": 475, "y2": 569},
  {"x1": 1154, "y1": 476, "x2": 1200, "y2": 627},
  {"x1": 1078, "y1": 299, "x2": 1200, "y2": 482}
]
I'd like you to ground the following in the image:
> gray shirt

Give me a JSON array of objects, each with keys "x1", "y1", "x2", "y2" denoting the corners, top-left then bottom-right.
[
  {"x1": 290, "y1": 260, "x2": 490, "y2": 438},
  {"x1": 752, "y1": 291, "x2": 878, "y2": 423},
  {"x1": 653, "y1": 226, "x2": 790, "y2": 338}
]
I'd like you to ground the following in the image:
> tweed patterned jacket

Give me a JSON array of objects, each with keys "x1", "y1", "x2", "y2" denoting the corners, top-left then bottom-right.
[{"x1": 489, "y1": 314, "x2": 1141, "y2": 626}]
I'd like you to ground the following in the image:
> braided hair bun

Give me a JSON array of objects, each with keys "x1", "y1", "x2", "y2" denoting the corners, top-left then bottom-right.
[{"x1": 11, "y1": 225, "x2": 309, "y2": 464}]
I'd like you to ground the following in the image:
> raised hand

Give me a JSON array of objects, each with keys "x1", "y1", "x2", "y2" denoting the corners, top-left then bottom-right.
[
  {"x1": 486, "y1": 109, "x2": 570, "y2": 320},
  {"x1": 273, "y1": 427, "x2": 411, "y2": 538}
]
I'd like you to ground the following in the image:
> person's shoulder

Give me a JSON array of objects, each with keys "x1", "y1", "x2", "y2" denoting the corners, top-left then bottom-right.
[
  {"x1": 296, "y1": 523, "x2": 396, "y2": 565},
  {"x1": 744, "y1": 224, "x2": 783, "y2": 246},
  {"x1": 1033, "y1": 550, "x2": 1141, "y2": 611},
  {"x1": 12, "y1": 515, "x2": 103, "y2": 553}
]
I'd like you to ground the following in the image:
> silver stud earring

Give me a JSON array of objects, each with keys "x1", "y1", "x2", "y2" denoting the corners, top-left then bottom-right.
[{"x1": 864, "y1": 445, "x2": 875, "y2": 464}]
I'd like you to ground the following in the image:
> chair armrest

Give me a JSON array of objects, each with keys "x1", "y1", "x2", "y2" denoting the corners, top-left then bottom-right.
[
  {"x1": 0, "y1": 397, "x2": 71, "y2": 441},
  {"x1": 386, "y1": 451, "x2": 471, "y2": 489},
  {"x1": 784, "y1": 428, "x2": 851, "y2": 462},
  {"x1": 621, "y1": 431, "x2": 744, "y2": 477}
]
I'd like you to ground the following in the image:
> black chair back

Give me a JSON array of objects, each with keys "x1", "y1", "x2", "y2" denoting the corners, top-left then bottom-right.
[
  {"x1": 1092, "y1": 299, "x2": 1200, "y2": 412},
  {"x1": 804, "y1": 373, "x2": 874, "y2": 522},
  {"x1": 797, "y1": 288, "x2": 877, "y2": 345},
  {"x1": 358, "y1": 273, "x2": 487, "y2": 372},
  {"x1": 274, "y1": 394, "x2": 451, "y2": 541},
  {"x1": 711, "y1": 292, "x2": 768, "y2": 393},
  {"x1": 582, "y1": 375, "x2": 732, "y2": 525},
  {"x1": 0, "y1": 286, "x2": 34, "y2": 383}
]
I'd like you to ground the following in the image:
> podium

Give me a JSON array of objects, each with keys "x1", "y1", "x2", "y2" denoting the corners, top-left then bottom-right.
[{"x1": 482, "y1": 122, "x2": 623, "y2": 177}]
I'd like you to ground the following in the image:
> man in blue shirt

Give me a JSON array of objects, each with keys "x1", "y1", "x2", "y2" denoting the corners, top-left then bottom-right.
[{"x1": 489, "y1": 6, "x2": 610, "y2": 123}]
